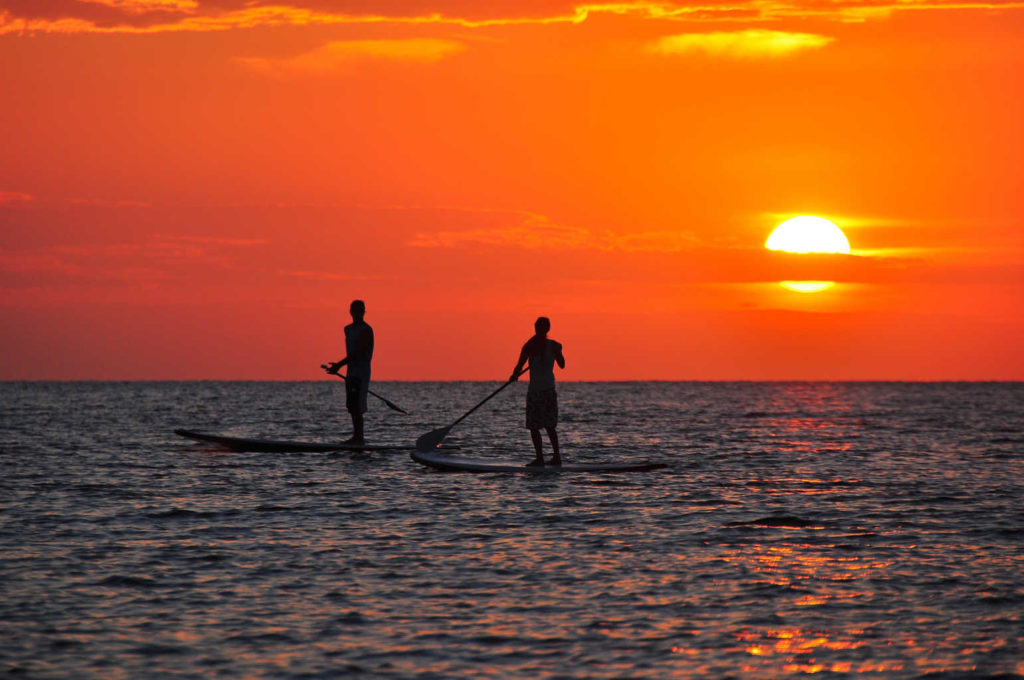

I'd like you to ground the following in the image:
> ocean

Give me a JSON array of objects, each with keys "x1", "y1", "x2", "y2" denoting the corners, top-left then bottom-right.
[{"x1": 1, "y1": 381, "x2": 1022, "y2": 679}]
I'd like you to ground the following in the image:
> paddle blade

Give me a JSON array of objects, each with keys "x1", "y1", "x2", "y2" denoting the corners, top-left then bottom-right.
[
  {"x1": 415, "y1": 426, "x2": 451, "y2": 452},
  {"x1": 380, "y1": 397, "x2": 410, "y2": 415}
]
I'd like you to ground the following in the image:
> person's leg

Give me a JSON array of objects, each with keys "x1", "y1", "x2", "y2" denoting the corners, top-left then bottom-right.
[
  {"x1": 345, "y1": 377, "x2": 365, "y2": 444},
  {"x1": 543, "y1": 389, "x2": 560, "y2": 465},
  {"x1": 546, "y1": 427, "x2": 560, "y2": 465},
  {"x1": 526, "y1": 390, "x2": 544, "y2": 466},
  {"x1": 528, "y1": 428, "x2": 544, "y2": 466},
  {"x1": 351, "y1": 412, "x2": 364, "y2": 444}
]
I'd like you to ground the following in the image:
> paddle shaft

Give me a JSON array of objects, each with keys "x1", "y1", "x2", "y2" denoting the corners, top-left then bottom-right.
[
  {"x1": 438, "y1": 368, "x2": 529, "y2": 431},
  {"x1": 320, "y1": 364, "x2": 409, "y2": 415},
  {"x1": 414, "y1": 368, "x2": 529, "y2": 451},
  {"x1": 449, "y1": 375, "x2": 520, "y2": 429}
]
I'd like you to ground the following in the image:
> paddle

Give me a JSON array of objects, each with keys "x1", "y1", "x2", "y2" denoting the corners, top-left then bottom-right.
[
  {"x1": 320, "y1": 364, "x2": 410, "y2": 415},
  {"x1": 415, "y1": 368, "x2": 528, "y2": 452}
]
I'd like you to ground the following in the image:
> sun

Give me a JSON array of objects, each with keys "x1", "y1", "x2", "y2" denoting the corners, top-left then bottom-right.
[
  {"x1": 766, "y1": 216, "x2": 850, "y2": 254},
  {"x1": 779, "y1": 281, "x2": 833, "y2": 293},
  {"x1": 766, "y1": 216, "x2": 850, "y2": 293}
]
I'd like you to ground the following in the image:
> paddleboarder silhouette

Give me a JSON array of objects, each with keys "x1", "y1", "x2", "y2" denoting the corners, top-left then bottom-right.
[
  {"x1": 511, "y1": 316, "x2": 565, "y2": 466},
  {"x1": 327, "y1": 299, "x2": 374, "y2": 444}
]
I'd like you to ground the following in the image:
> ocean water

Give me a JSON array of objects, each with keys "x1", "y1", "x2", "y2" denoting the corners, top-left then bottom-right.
[{"x1": 1, "y1": 381, "x2": 1022, "y2": 679}]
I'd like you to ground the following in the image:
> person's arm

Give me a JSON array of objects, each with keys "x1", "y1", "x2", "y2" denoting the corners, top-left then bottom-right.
[
  {"x1": 554, "y1": 341, "x2": 565, "y2": 369},
  {"x1": 510, "y1": 345, "x2": 529, "y2": 382},
  {"x1": 328, "y1": 325, "x2": 350, "y2": 373}
]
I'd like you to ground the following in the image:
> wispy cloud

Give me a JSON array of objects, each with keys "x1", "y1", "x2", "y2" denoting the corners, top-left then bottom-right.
[
  {"x1": 239, "y1": 38, "x2": 467, "y2": 75},
  {"x1": 648, "y1": 29, "x2": 834, "y2": 58},
  {"x1": 279, "y1": 269, "x2": 366, "y2": 281},
  {"x1": 4, "y1": 1, "x2": 1024, "y2": 35},
  {"x1": 0, "y1": 190, "x2": 33, "y2": 204},
  {"x1": 68, "y1": 197, "x2": 153, "y2": 207},
  {"x1": 0, "y1": 236, "x2": 266, "y2": 281},
  {"x1": 80, "y1": 0, "x2": 198, "y2": 10},
  {"x1": 409, "y1": 212, "x2": 701, "y2": 252}
]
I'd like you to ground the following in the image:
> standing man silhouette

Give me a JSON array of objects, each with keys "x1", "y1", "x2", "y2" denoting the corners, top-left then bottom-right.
[
  {"x1": 328, "y1": 300, "x2": 374, "y2": 444},
  {"x1": 511, "y1": 316, "x2": 566, "y2": 466}
]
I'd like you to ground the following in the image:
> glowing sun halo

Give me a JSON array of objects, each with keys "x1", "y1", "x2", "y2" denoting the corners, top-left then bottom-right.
[{"x1": 766, "y1": 216, "x2": 850, "y2": 293}]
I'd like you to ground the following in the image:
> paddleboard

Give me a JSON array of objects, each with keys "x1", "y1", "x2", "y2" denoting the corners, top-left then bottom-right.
[
  {"x1": 175, "y1": 429, "x2": 422, "y2": 453},
  {"x1": 411, "y1": 449, "x2": 667, "y2": 473}
]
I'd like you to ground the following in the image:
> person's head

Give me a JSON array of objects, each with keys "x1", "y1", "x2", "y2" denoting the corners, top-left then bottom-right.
[
  {"x1": 350, "y1": 299, "x2": 366, "y2": 321},
  {"x1": 534, "y1": 316, "x2": 551, "y2": 336}
]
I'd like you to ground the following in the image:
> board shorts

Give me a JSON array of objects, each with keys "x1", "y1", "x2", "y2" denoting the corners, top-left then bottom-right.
[
  {"x1": 526, "y1": 388, "x2": 558, "y2": 430},
  {"x1": 345, "y1": 375, "x2": 368, "y2": 415}
]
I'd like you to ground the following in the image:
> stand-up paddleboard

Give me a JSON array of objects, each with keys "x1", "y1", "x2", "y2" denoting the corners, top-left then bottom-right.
[
  {"x1": 175, "y1": 429, "x2": 429, "y2": 453},
  {"x1": 411, "y1": 449, "x2": 667, "y2": 473}
]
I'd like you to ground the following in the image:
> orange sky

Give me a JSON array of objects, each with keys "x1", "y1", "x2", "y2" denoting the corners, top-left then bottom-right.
[{"x1": 1, "y1": 1, "x2": 1022, "y2": 380}]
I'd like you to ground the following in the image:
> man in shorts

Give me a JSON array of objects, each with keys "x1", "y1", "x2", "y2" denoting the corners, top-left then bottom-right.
[
  {"x1": 327, "y1": 299, "x2": 374, "y2": 444},
  {"x1": 511, "y1": 316, "x2": 566, "y2": 466}
]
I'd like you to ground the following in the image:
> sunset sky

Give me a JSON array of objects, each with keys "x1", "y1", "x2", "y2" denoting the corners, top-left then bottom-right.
[{"x1": 2, "y1": 0, "x2": 1022, "y2": 380}]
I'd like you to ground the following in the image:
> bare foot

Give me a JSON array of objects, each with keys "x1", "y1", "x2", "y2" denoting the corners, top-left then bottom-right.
[{"x1": 525, "y1": 459, "x2": 545, "y2": 467}]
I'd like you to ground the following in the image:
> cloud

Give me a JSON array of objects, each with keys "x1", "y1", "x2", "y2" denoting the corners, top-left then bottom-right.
[
  {"x1": 239, "y1": 38, "x2": 467, "y2": 75},
  {"x1": 68, "y1": 197, "x2": 152, "y2": 207},
  {"x1": 0, "y1": 1, "x2": 576, "y2": 34},
  {"x1": 0, "y1": 190, "x2": 33, "y2": 204},
  {"x1": 279, "y1": 269, "x2": 367, "y2": 281},
  {"x1": 4, "y1": 1, "x2": 1024, "y2": 35},
  {"x1": 409, "y1": 211, "x2": 701, "y2": 252},
  {"x1": 0, "y1": 236, "x2": 266, "y2": 285},
  {"x1": 648, "y1": 29, "x2": 834, "y2": 58},
  {"x1": 77, "y1": 0, "x2": 197, "y2": 11}
]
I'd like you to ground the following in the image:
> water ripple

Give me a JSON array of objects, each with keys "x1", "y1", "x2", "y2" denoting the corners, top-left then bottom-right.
[{"x1": 1, "y1": 381, "x2": 1022, "y2": 678}]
